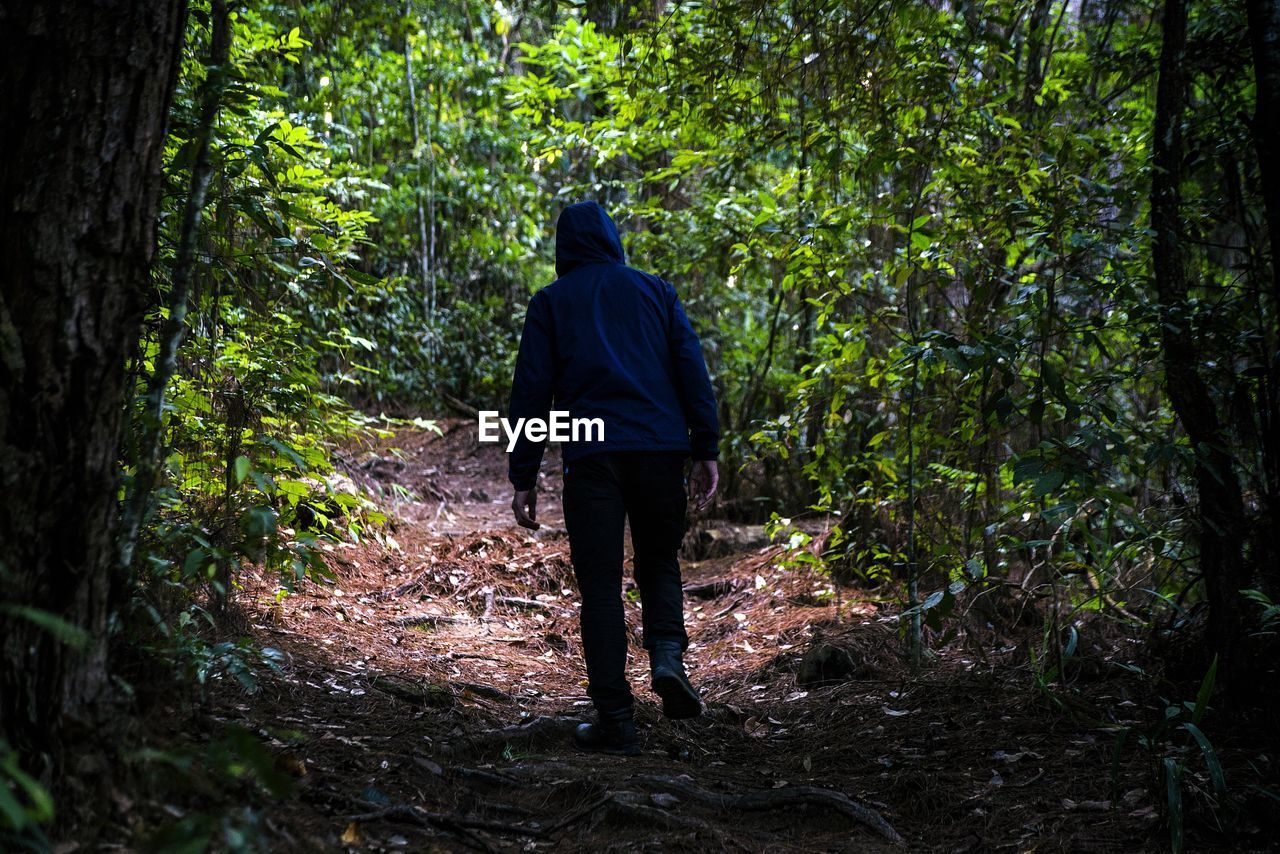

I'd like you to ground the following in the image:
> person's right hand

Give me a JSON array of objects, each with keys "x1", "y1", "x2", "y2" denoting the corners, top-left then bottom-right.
[{"x1": 688, "y1": 460, "x2": 718, "y2": 512}]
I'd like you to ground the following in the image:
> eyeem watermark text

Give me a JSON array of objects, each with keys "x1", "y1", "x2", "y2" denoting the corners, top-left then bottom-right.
[{"x1": 478, "y1": 411, "x2": 604, "y2": 451}]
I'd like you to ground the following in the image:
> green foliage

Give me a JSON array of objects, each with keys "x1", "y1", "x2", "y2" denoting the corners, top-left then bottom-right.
[
  {"x1": 0, "y1": 605, "x2": 88, "y2": 651},
  {"x1": 132, "y1": 725, "x2": 294, "y2": 853},
  {"x1": 143, "y1": 0, "x2": 1270, "y2": 671},
  {"x1": 110, "y1": 0, "x2": 1273, "y2": 812},
  {"x1": 1114, "y1": 656, "x2": 1231, "y2": 852},
  {"x1": 1242, "y1": 590, "x2": 1280, "y2": 636},
  {"x1": 124, "y1": 0, "x2": 397, "y2": 689},
  {"x1": 0, "y1": 741, "x2": 53, "y2": 840}
]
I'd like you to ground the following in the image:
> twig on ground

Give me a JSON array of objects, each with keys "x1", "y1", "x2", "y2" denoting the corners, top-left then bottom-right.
[
  {"x1": 713, "y1": 594, "x2": 750, "y2": 619},
  {"x1": 1005, "y1": 768, "x2": 1045, "y2": 788},
  {"x1": 683, "y1": 578, "x2": 738, "y2": 599},
  {"x1": 494, "y1": 595, "x2": 568, "y2": 613},
  {"x1": 391, "y1": 613, "x2": 471, "y2": 628},
  {"x1": 540, "y1": 793, "x2": 616, "y2": 834},
  {"x1": 449, "y1": 765, "x2": 525, "y2": 788},
  {"x1": 382, "y1": 563, "x2": 463, "y2": 600}
]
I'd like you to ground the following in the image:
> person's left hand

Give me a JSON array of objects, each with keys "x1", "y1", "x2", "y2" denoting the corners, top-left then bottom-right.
[
  {"x1": 688, "y1": 459, "x2": 719, "y2": 512},
  {"x1": 512, "y1": 488, "x2": 540, "y2": 530}
]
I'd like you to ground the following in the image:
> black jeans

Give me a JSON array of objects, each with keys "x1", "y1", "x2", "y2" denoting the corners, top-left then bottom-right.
[{"x1": 562, "y1": 451, "x2": 689, "y2": 712}]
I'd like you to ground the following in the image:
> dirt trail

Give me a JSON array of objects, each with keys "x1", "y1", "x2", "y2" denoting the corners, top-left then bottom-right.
[{"x1": 207, "y1": 423, "x2": 1159, "y2": 852}]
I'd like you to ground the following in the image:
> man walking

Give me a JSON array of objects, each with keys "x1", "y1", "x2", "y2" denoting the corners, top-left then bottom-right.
[{"x1": 506, "y1": 201, "x2": 719, "y2": 755}]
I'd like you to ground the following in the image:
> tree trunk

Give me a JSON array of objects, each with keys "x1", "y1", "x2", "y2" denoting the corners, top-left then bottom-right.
[
  {"x1": 1246, "y1": 0, "x2": 1280, "y2": 309},
  {"x1": 1151, "y1": 0, "x2": 1251, "y2": 678},
  {"x1": 1245, "y1": 0, "x2": 1280, "y2": 594},
  {"x1": 0, "y1": 0, "x2": 188, "y2": 765}
]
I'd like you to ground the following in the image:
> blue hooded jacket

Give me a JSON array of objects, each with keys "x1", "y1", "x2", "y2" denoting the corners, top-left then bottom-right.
[{"x1": 506, "y1": 201, "x2": 719, "y2": 491}]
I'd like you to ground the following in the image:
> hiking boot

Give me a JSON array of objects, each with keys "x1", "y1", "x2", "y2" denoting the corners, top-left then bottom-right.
[
  {"x1": 649, "y1": 639, "x2": 702, "y2": 720},
  {"x1": 573, "y1": 705, "x2": 641, "y2": 755}
]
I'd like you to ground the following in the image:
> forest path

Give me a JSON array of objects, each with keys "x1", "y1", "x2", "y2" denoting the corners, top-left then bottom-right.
[{"x1": 217, "y1": 422, "x2": 1157, "y2": 852}]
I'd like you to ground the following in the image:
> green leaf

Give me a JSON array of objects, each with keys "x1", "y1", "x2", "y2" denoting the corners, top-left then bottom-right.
[
  {"x1": 0, "y1": 782, "x2": 26, "y2": 830},
  {"x1": 1192, "y1": 654, "x2": 1217, "y2": 726},
  {"x1": 240, "y1": 506, "x2": 279, "y2": 538},
  {"x1": 1043, "y1": 362, "x2": 1065, "y2": 398},
  {"x1": 234, "y1": 455, "x2": 252, "y2": 485},
  {"x1": 0, "y1": 744, "x2": 53, "y2": 829},
  {"x1": 1181, "y1": 722, "x2": 1226, "y2": 801},
  {"x1": 0, "y1": 605, "x2": 88, "y2": 649},
  {"x1": 183, "y1": 548, "x2": 208, "y2": 578}
]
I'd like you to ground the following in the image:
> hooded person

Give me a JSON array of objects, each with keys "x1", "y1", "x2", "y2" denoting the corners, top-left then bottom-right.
[{"x1": 506, "y1": 200, "x2": 720, "y2": 755}]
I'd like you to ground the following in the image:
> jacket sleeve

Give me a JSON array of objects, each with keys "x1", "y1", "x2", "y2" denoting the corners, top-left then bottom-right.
[
  {"x1": 507, "y1": 290, "x2": 554, "y2": 490},
  {"x1": 665, "y1": 281, "x2": 720, "y2": 460}
]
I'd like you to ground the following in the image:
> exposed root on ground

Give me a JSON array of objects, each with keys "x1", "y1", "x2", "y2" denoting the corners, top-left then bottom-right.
[{"x1": 629, "y1": 774, "x2": 904, "y2": 846}]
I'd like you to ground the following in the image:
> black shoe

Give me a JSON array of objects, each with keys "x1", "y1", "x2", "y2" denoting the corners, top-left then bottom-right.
[
  {"x1": 573, "y1": 706, "x2": 641, "y2": 756},
  {"x1": 650, "y1": 640, "x2": 702, "y2": 720}
]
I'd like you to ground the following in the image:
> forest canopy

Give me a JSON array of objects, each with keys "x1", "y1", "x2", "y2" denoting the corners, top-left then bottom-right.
[{"x1": 1, "y1": 0, "x2": 1277, "y2": 850}]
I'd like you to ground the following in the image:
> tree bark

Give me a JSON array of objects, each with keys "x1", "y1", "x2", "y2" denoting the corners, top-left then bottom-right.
[
  {"x1": 0, "y1": 0, "x2": 188, "y2": 764},
  {"x1": 1246, "y1": 0, "x2": 1280, "y2": 309},
  {"x1": 1245, "y1": 0, "x2": 1280, "y2": 594},
  {"x1": 1151, "y1": 0, "x2": 1250, "y2": 677}
]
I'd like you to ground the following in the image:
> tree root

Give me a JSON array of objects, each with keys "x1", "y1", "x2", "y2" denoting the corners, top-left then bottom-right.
[
  {"x1": 438, "y1": 714, "x2": 580, "y2": 756},
  {"x1": 345, "y1": 791, "x2": 715, "y2": 845},
  {"x1": 450, "y1": 680, "x2": 513, "y2": 702},
  {"x1": 346, "y1": 772, "x2": 896, "y2": 847},
  {"x1": 631, "y1": 773, "x2": 905, "y2": 846},
  {"x1": 344, "y1": 802, "x2": 522, "y2": 851},
  {"x1": 595, "y1": 793, "x2": 722, "y2": 835}
]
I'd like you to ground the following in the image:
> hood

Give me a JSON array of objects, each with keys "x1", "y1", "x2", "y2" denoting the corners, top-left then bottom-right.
[{"x1": 555, "y1": 201, "x2": 625, "y2": 277}]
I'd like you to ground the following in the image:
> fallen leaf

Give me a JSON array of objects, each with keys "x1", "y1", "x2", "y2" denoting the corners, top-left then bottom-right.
[
  {"x1": 1063, "y1": 799, "x2": 1111, "y2": 812},
  {"x1": 341, "y1": 822, "x2": 361, "y2": 844},
  {"x1": 274, "y1": 755, "x2": 307, "y2": 777},
  {"x1": 414, "y1": 756, "x2": 443, "y2": 776},
  {"x1": 1121, "y1": 788, "x2": 1146, "y2": 807},
  {"x1": 1129, "y1": 805, "x2": 1158, "y2": 823}
]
